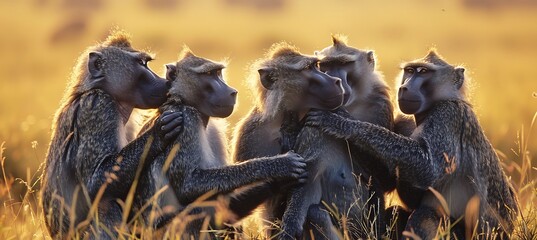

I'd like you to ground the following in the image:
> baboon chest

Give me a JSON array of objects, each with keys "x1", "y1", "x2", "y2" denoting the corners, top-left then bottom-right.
[
  {"x1": 197, "y1": 126, "x2": 226, "y2": 169},
  {"x1": 319, "y1": 139, "x2": 356, "y2": 188}
]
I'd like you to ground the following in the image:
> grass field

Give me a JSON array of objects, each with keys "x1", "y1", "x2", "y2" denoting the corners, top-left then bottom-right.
[{"x1": 0, "y1": 0, "x2": 536, "y2": 239}]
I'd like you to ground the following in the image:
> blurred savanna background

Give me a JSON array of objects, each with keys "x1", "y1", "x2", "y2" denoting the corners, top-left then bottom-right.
[{"x1": 0, "y1": 0, "x2": 536, "y2": 238}]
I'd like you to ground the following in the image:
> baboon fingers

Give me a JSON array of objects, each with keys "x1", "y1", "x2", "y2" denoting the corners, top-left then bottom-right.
[
  {"x1": 290, "y1": 158, "x2": 307, "y2": 169},
  {"x1": 304, "y1": 110, "x2": 327, "y2": 126},
  {"x1": 294, "y1": 157, "x2": 307, "y2": 166},
  {"x1": 295, "y1": 161, "x2": 307, "y2": 169},
  {"x1": 160, "y1": 111, "x2": 182, "y2": 125},
  {"x1": 293, "y1": 166, "x2": 307, "y2": 175},
  {"x1": 283, "y1": 151, "x2": 304, "y2": 161},
  {"x1": 161, "y1": 115, "x2": 183, "y2": 132},
  {"x1": 304, "y1": 116, "x2": 322, "y2": 127},
  {"x1": 297, "y1": 172, "x2": 308, "y2": 183},
  {"x1": 306, "y1": 109, "x2": 324, "y2": 116},
  {"x1": 163, "y1": 127, "x2": 182, "y2": 142},
  {"x1": 158, "y1": 111, "x2": 184, "y2": 142}
]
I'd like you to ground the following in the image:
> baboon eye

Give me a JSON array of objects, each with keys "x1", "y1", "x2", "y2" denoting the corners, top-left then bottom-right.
[
  {"x1": 417, "y1": 67, "x2": 428, "y2": 73},
  {"x1": 138, "y1": 59, "x2": 148, "y2": 67},
  {"x1": 405, "y1": 67, "x2": 414, "y2": 74},
  {"x1": 204, "y1": 70, "x2": 221, "y2": 77}
]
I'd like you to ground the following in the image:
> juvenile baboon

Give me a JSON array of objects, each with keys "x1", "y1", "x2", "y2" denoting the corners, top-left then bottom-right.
[
  {"x1": 41, "y1": 31, "x2": 182, "y2": 239},
  {"x1": 277, "y1": 35, "x2": 397, "y2": 239},
  {"x1": 231, "y1": 43, "x2": 345, "y2": 239},
  {"x1": 305, "y1": 50, "x2": 518, "y2": 239},
  {"x1": 133, "y1": 48, "x2": 308, "y2": 238}
]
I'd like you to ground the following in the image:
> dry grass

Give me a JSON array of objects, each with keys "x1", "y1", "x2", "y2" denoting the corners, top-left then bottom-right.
[
  {"x1": 0, "y1": 0, "x2": 536, "y2": 239},
  {"x1": 1, "y1": 127, "x2": 534, "y2": 239}
]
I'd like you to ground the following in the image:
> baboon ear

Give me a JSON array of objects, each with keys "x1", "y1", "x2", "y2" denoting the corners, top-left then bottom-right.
[
  {"x1": 166, "y1": 64, "x2": 177, "y2": 81},
  {"x1": 258, "y1": 67, "x2": 276, "y2": 90},
  {"x1": 367, "y1": 51, "x2": 375, "y2": 66},
  {"x1": 88, "y1": 52, "x2": 104, "y2": 78},
  {"x1": 332, "y1": 35, "x2": 342, "y2": 47},
  {"x1": 455, "y1": 67, "x2": 465, "y2": 89}
]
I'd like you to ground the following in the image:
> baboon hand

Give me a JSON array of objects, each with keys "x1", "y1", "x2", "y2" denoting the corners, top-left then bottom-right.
[
  {"x1": 157, "y1": 110, "x2": 184, "y2": 145},
  {"x1": 305, "y1": 110, "x2": 350, "y2": 140},
  {"x1": 274, "y1": 151, "x2": 308, "y2": 183}
]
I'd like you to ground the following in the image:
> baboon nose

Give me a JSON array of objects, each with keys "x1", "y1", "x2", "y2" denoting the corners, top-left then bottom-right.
[
  {"x1": 399, "y1": 86, "x2": 408, "y2": 92},
  {"x1": 334, "y1": 78, "x2": 341, "y2": 86},
  {"x1": 230, "y1": 90, "x2": 238, "y2": 97}
]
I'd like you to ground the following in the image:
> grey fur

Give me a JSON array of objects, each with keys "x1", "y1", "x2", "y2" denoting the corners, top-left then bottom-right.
[
  {"x1": 133, "y1": 52, "x2": 307, "y2": 238},
  {"x1": 279, "y1": 38, "x2": 397, "y2": 239},
  {"x1": 306, "y1": 52, "x2": 518, "y2": 238},
  {"x1": 232, "y1": 42, "x2": 347, "y2": 239},
  {"x1": 41, "y1": 32, "x2": 173, "y2": 240}
]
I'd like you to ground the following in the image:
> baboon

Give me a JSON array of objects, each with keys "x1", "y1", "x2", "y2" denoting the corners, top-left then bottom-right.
[
  {"x1": 305, "y1": 50, "x2": 518, "y2": 239},
  {"x1": 231, "y1": 43, "x2": 345, "y2": 239},
  {"x1": 132, "y1": 48, "x2": 308, "y2": 238},
  {"x1": 41, "y1": 31, "x2": 182, "y2": 239},
  {"x1": 277, "y1": 35, "x2": 398, "y2": 239}
]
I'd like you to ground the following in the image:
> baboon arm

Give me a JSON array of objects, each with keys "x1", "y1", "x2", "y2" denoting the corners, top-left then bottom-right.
[
  {"x1": 75, "y1": 91, "x2": 163, "y2": 200},
  {"x1": 280, "y1": 184, "x2": 321, "y2": 240},
  {"x1": 175, "y1": 157, "x2": 283, "y2": 204},
  {"x1": 106, "y1": 127, "x2": 164, "y2": 196},
  {"x1": 307, "y1": 111, "x2": 443, "y2": 189}
]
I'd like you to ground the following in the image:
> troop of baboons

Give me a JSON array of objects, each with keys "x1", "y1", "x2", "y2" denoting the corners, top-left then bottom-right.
[{"x1": 41, "y1": 31, "x2": 518, "y2": 239}]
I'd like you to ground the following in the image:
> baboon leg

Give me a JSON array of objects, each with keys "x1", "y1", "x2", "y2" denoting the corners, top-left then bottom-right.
[
  {"x1": 304, "y1": 204, "x2": 338, "y2": 240},
  {"x1": 88, "y1": 201, "x2": 123, "y2": 240}
]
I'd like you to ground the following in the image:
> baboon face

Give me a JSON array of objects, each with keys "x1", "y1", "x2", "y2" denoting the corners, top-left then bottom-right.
[
  {"x1": 398, "y1": 64, "x2": 436, "y2": 115},
  {"x1": 398, "y1": 51, "x2": 465, "y2": 115},
  {"x1": 192, "y1": 67, "x2": 237, "y2": 118},
  {"x1": 316, "y1": 36, "x2": 376, "y2": 105},
  {"x1": 317, "y1": 59, "x2": 352, "y2": 105},
  {"x1": 259, "y1": 59, "x2": 344, "y2": 112},
  {"x1": 88, "y1": 49, "x2": 168, "y2": 109},
  {"x1": 166, "y1": 53, "x2": 237, "y2": 118},
  {"x1": 300, "y1": 61, "x2": 345, "y2": 110}
]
